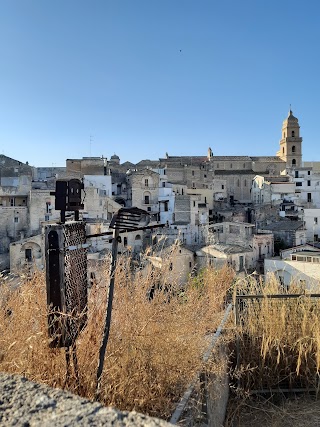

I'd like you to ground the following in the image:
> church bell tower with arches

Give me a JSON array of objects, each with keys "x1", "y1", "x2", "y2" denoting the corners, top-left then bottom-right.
[{"x1": 277, "y1": 109, "x2": 302, "y2": 168}]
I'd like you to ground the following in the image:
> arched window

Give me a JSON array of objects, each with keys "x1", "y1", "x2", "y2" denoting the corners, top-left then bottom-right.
[
  {"x1": 135, "y1": 234, "x2": 141, "y2": 241},
  {"x1": 292, "y1": 159, "x2": 296, "y2": 166},
  {"x1": 292, "y1": 145, "x2": 296, "y2": 153},
  {"x1": 292, "y1": 130, "x2": 295, "y2": 137},
  {"x1": 123, "y1": 237, "x2": 128, "y2": 246}
]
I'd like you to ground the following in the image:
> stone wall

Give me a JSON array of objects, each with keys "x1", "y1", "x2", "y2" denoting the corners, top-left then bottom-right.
[{"x1": 0, "y1": 373, "x2": 172, "y2": 427}]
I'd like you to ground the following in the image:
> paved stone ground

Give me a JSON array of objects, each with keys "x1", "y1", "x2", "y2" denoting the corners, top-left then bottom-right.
[{"x1": 0, "y1": 372, "x2": 173, "y2": 427}]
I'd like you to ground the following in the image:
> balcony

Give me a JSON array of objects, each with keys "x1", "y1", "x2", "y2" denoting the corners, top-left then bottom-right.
[{"x1": 142, "y1": 199, "x2": 158, "y2": 206}]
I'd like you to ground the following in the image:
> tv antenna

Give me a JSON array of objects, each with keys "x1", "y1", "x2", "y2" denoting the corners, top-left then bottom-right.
[{"x1": 89, "y1": 134, "x2": 93, "y2": 156}]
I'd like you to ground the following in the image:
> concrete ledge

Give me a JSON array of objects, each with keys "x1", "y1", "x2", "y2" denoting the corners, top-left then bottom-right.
[{"x1": 0, "y1": 372, "x2": 172, "y2": 426}]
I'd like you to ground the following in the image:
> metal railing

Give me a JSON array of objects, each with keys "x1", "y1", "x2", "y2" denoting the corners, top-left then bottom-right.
[{"x1": 170, "y1": 303, "x2": 232, "y2": 424}]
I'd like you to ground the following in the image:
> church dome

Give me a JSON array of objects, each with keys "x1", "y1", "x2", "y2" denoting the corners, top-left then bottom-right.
[{"x1": 110, "y1": 153, "x2": 120, "y2": 164}]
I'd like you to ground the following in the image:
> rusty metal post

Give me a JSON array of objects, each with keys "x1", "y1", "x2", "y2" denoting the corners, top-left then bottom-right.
[{"x1": 95, "y1": 228, "x2": 120, "y2": 398}]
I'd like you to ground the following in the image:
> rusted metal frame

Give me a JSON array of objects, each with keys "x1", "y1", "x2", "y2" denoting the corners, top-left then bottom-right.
[
  {"x1": 86, "y1": 223, "x2": 165, "y2": 239},
  {"x1": 235, "y1": 293, "x2": 320, "y2": 300}
]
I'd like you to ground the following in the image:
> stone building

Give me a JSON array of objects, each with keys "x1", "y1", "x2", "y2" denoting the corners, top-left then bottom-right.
[
  {"x1": 126, "y1": 169, "x2": 160, "y2": 214},
  {"x1": 260, "y1": 220, "x2": 306, "y2": 249},
  {"x1": 265, "y1": 245, "x2": 320, "y2": 290},
  {"x1": 251, "y1": 175, "x2": 295, "y2": 206}
]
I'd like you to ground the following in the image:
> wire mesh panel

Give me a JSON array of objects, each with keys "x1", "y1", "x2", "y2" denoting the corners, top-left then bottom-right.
[{"x1": 45, "y1": 221, "x2": 88, "y2": 347}]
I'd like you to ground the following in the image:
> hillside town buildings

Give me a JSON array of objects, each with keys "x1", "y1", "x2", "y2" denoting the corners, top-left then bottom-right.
[{"x1": 2, "y1": 109, "x2": 320, "y2": 287}]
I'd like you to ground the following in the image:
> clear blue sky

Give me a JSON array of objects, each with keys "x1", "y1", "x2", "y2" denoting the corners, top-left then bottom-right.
[{"x1": 0, "y1": 0, "x2": 319, "y2": 167}]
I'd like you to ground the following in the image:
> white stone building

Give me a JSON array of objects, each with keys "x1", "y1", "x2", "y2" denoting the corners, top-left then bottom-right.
[
  {"x1": 265, "y1": 245, "x2": 320, "y2": 291},
  {"x1": 302, "y1": 208, "x2": 320, "y2": 243},
  {"x1": 251, "y1": 175, "x2": 296, "y2": 206}
]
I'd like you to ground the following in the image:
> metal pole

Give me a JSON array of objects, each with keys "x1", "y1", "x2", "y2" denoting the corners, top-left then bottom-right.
[{"x1": 95, "y1": 228, "x2": 119, "y2": 398}]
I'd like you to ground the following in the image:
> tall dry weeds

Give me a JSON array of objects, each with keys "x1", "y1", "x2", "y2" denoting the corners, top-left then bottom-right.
[
  {"x1": 0, "y1": 251, "x2": 234, "y2": 419},
  {"x1": 233, "y1": 274, "x2": 320, "y2": 392}
]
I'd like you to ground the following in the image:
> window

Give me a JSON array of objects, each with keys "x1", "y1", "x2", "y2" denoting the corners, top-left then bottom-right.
[
  {"x1": 193, "y1": 201, "x2": 196, "y2": 207},
  {"x1": 282, "y1": 147, "x2": 284, "y2": 154},
  {"x1": 25, "y1": 249, "x2": 32, "y2": 262},
  {"x1": 308, "y1": 180, "x2": 311, "y2": 186},
  {"x1": 237, "y1": 179, "x2": 240, "y2": 187},
  {"x1": 308, "y1": 171, "x2": 311, "y2": 175},
  {"x1": 192, "y1": 170, "x2": 195, "y2": 176},
  {"x1": 189, "y1": 261, "x2": 192, "y2": 268},
  {"x1": 192, "y1": 182, "x2": 196, "y2": 189},
  {"x1": 123, "y1": 237, "x2": 128, "y2": 246},
  {"x1": 144, "y1": 194, "x2": 150, "y2": 204},
  {"x1": 244, "y1": 180, "x2": 247, "y2": 187},
  {"x1": 292, "y1": 130, "x2": 295, "y2": 137},
  {"x1": 292, "y1": 159, "x2": 296, "y2": 166},
  {"x1": 164, "y1": 202, "x2": 168, "y2": 212},
  {"x1": 314, "y1": 218, "x2": 318, "y2": 225},
  {"x1": 169, "y1": 263, "x2": 173, "y2": 271},
  {"x1": 292, "y1": 145, "x2": 296, "y2": 153},
  {"x1": 283, "y1": 132, "x2": 285, "y2": 138},
  {"x1": 308, "y1": 193, "x2": 312, "y2": 202},
  {"x1": 295, "y1": 171, "x2": 299, "y2": 178},
  {"x1": 147, "y1": 207, "x2": 151, "y2": 212},
  {"x1": 162, "y1": 182, "x2": 166, "y2": 187},
  {"x1": 216, "y1": 163, "x2": 219, "y2": 168},
  {"x1": 230, "y1": 163, "x2": 233, "y2": 168},
  {"x1": 204, "y1": 174, "x2": 207, "y2": 178},
  {"x1": 45, "y1": 215, "x2": 49, "y2": 221},
  {"x1": 243, "y1": 163, "x2": 246, "y2": 168},
  {"x1": 14, "y1": 216, "x2": 19, "y2": 223},
  {"x1": 296, "y1": 182, "x2": 302, "y2": 186},
  {"x1": 10, "y1": 198, "x2": 15, "y2": 207},
  {"x1": 144, "y1": 179, "x2": 149, "y2": 187},
  {"x1": 222, "y1": 184, "x2": 224, "y2": 189}
]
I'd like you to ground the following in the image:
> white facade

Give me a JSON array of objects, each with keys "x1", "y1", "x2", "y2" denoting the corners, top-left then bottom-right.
[
  {"x1": 303, "y1": 208, "x2": 320, "y2": 243},
  {"x1": 84, "y1": 175, "x2": 112, "y2": 196},
  {"x1": 288, "y1": 167, "x2": 320, "y2": 208},
  {"x1": 265, "y1": 249, "x2": 320, "y2": 291},
  {"x1": 251, "y1": 175, "x2": 296, "y2": 206},
  {"x1": 158, "y1": 183, "x2": 175, "y2": 225}
]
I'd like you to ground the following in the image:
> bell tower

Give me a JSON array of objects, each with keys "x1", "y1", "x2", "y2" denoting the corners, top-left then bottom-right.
[{"x1": 277, "y1": 109, "x2": 302, "y2": 168}]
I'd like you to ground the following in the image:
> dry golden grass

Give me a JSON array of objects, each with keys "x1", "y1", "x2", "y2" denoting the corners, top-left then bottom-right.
[
  {"x1": 0, "y1": 252, "x2": 234, "y2": 419},
  {"x1": 225, "y1": 394, "x2": 320, "y2": 427},
  {"x1": 232, "y1": 274, "x2": 320, "y2": 393}
]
